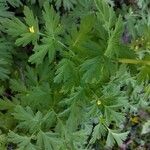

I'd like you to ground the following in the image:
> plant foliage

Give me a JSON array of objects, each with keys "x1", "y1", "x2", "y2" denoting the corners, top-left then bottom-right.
[{"x1": 0, "y1": 0, "x2": 149, "y2": 149}]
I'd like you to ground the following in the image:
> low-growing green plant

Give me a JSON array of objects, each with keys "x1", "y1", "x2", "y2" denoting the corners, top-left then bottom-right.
[{"x1": 0, "y1": 0, "x2": 149, "y2": 149}]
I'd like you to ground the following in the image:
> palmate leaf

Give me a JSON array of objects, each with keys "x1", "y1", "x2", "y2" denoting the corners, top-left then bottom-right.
[
  {"x1": 15, "y1": 6, "x2": 39, "y2": 46},
  {"x1": 13, "y1": 105, "x2": 43, "y2": 133},
  {"x1": 101, "y1": 77, "x2": 128, "y2": 126},
  {"x1": 8, "y1": 131, "x2": 36, "y2": 150},
  {"x1": 66, "y1": 103, "x2": 82, "y2": 132},
  {"x1": 29, "y1": 2, "x2": 62, "y2": 64},
  {"x1": 104, "y1": 16, "x2": 123, "y2": 58},
  {"x1": 137, "y1": 65, "x2": 150, "y2": 82},
  {"x1": 0, "y1": 98, "x2": 16, "y2": 130},
  {"x1": 0, "y1": 98, "x2": 15, "y2": 112},
  {"x1": 0, "y1": 59, "x2": 9, "y2": 80},
  {"x1": 0, "y1": 131, "x2": 7, "y2": 150},
  {"x1": 0, "y1": 0, "x2": 21, "y2": 21},
  {"x1": 21, "y1": 85, "x2": 52, "y2": 111},
  {"x1": 66, "y1": 14, "x2": 95, "y2": 49},
  {"x1": 71, "y1": 129, "x2": 88, "y2": 149},
  {"x1": 0, "y1": 38, "x2": 12, "y2": 80},
  {"x1": 70, "y1": 0, "x2": 94, "y2": 19},
  {"x1": 95, "y1": 0, "x2": 116, "y2": 31},
  {"x1": 104, "y1": 106, "x2": 125, "y2": 126},
  {"x1": 59, "y1": 87, "x2": 88, "y2": 131},
  {"x1": 10, "y1": 79, "x2": 27, "y2": 93},
  {"x1": 141, "y1": 120, "x2": 150, "y2": 134},
  {"x1": 13, "y1": 105, "x2": 57, "y2": 133},
  {"x1": 37, "y1": 131, "x2": 63, "y2": 150},
  {"x1": 55, "y1": 119, "x2": 87, "y2": 149},
  {"x1": 0, "y1": 0, "x2": 22, "y2": 8},
  {"x1": 54, "y1": 58, "x2": 78, "y2": 92},
  {"x1": 43, "y1": 2, "x2": 62, "y2": 37},
  {"x1": 54, "y1": 59, "x2": 75, "y2": 83},
  {"x1": 78, "y1": 42, "x2": 114, "y2": 83},
  {"x1": 5, "y1": 0, "x2": 22, "y2": 7},
  {"x1": 3, "y1": 6, "x2": 39, "y2": 46},
  {"x1": 90, "y1": 122, "x2": 107, "y2": 144},
  {"x1": 80, "y1": 57, "x2": 103, "y2": 83},
  {"x1": 9, "y1": 64, "x2": 54, "y2": 111},
  {"x1": 106, "y1": 129, "x2": 129, "y2": 147},
  {"x1": 50, "y1": 0, "x2": 77, "y2": 10},
  {"x1": 95, "y1": 0, "x2": 123, "y2": 58},
  {"x1": 42, "y1": 111, "x2": 57, "y2": 130},
  {"x1": 3, "y1": 17, "x2": 28, "y2": 37},
  {"x1": 0, "y1": 113, "x2": 14, "y2": 133},
  {"x1": 0, "y1": 2, "x2": 13, "y2": 19},
  {"x1": 28, "y1": 37, "x2": 56, "y2": 64},
  {"x1": 25, "y1": 61, "x2": 54, "y2": 86}
]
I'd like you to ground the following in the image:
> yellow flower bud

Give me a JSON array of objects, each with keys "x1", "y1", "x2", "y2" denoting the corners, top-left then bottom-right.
[
  {"x1": 29, "y1": 26, "x2": 35, "y2": 33},
  {"x1": 131, "y1": 116, "x2": 139, "y2": 124},
  {"x1": 97, "y1": 100, "x2": 101, "y2": 105},
  {"x1": 141, "y1": 37, "x2": 144, "y2": 41},
  {"x1": 136, "y1": 39, "x2": 139, "y2": 42},
  {"x1": 135, "y1": 45, "x2": 139, "y2": 50}
]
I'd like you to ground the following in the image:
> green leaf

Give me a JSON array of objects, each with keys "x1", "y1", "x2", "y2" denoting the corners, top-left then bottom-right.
[
  {"x1": 0, "y1": 98, "x2": 15, "y2": 111},
  {"x1": 80, "y1": 57, "x2": 102, "y2": 83},
  {"x1": 66, "y1": 102, "x2": 82, "y2": 132},
  {"x1": 137, "y1": 65, "x2": 150, "y2": 82},
  {"x1": 42, "y1": 111, "x2": 57, "y2": 130},
  {"x1": 104, "y1": 106, "x2": 125, "y2": 126},
  {"x1": 67, "y1": 15, "x2": 95, "y2": 49},
  {"x1": 141, "y1": 120, "x2": 150, "y2": 134},
  {"x1": 53, "y1": 0, "x2": 77, "y2": 10},
  {"x1": 3, "y1": 6, "x2": 39, "y2": 46},
  {"x1": 55, "y1": 119, "x2": 87, "y2": 149},
  {"x1": 90, "y1": 122, "x2": 107, "y2": 144},
  {"x1": 8, "y1": 131, "x2": 36, "y2": 150},
  {"x1": 0, "y1": 2, "x2": 13, "y2": 19},
  {"x1": 95, "y1": 0, "x2": 123, "y2": 58},
  {"x1": 59, "y1": 87, "x2": 88, "y2": 131},
  {"x1": 104, "y1": 16, "x2": 123, "y2": 58},
  {"x1": 37, "y1": 131, "x2": 63, "y2": 150},
  {"x1": 43, "y1": 2, "x2": 62, "y2": 38},
  {"x1": 13, "y1": 105, "x2": 57, "y2": 134},
  {"x1": 0, "y1": 59, "x2": 9, "y2": 80},
  {"x1": 95, "y1": 0, "x2": 116, "y2": 31},
  {"x1": 54, "y1": 58, "x2": 78, "y2": 92},
  {"x1": 106, "y1": 129, "x2": 129, "y2": 147},
  {"x1": 3, "y1": 17, "x2": 28, "y2": 37},
  {"x1": 0, "y1": 38, "x2": 12, "y2": 80},
  {"x1": 16, "y1": 6, "x2": 39, "y2": 46},
  {"x1": 28, "y1": 38, "x2": 56, "y2": 64},
  {"x1": 13, "y1": 105, "x2": 42, "y2": 133},
  {"x1": 6, "y1": 0, "x2": 22, "y2": 7},
  {"x1": 0, "y1": 131, "x2": 7, "y2": 150},
  {"x1": 29, "y1": 2, "x2": 62, "y2": 64},
  {"x1": 10, "y1": 79, "x2": 26, "y2": 93}
]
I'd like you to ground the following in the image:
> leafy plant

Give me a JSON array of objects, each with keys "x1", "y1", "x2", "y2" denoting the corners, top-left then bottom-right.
[{"x1": 0, "y1": 0, "x2": 149, "y2": 149}]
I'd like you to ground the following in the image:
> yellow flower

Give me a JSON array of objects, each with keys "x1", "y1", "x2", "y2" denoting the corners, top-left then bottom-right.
[
  {"x1": 29, "y1": 26, "x2": 35, "y2": 33},
  {"x1": 131, "y1": 116, "x2": 139, "y2": 124},
  {"x1": 135, "y1": 45, "x2": 139, "y2": 50},
  {"x1": 97, "y1": 100, "x2": 101, "y2": 105},
  {"x1": 135, "y1": 39, "x2": 139, "y2": 42},
  {"x1": 141, "y1": 37, "x2": 144, "y2": 41}
]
